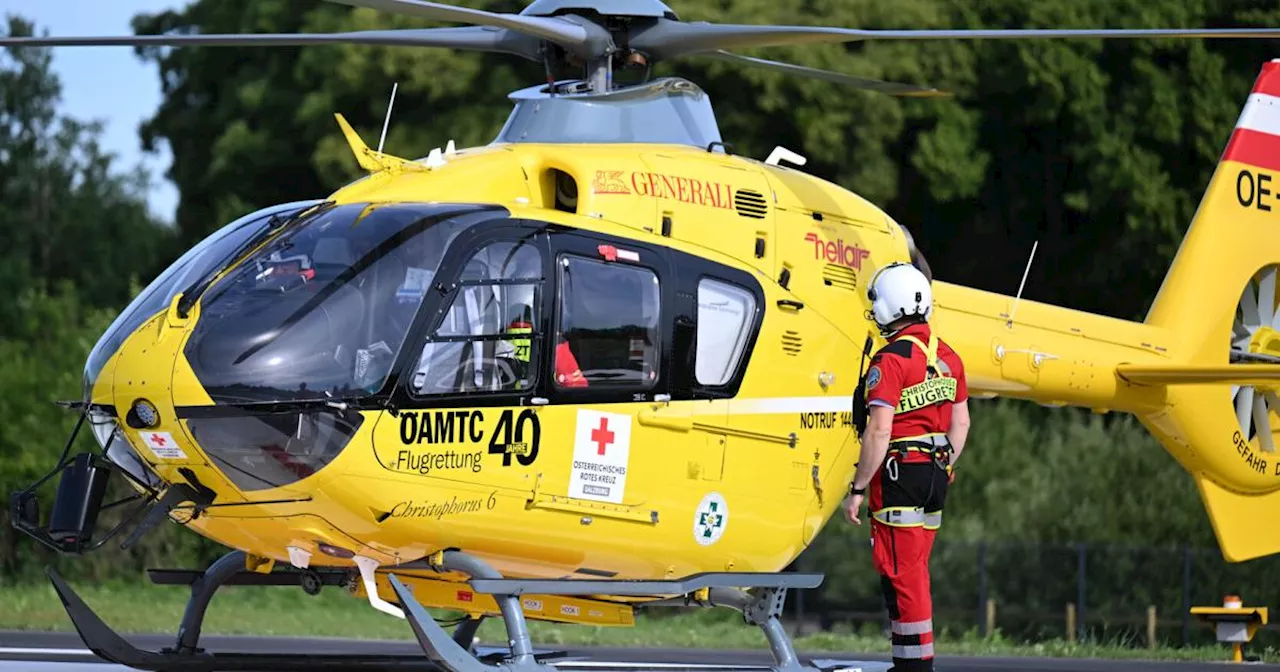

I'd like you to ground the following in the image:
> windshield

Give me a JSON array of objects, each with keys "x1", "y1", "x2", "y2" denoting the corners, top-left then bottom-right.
[
  {"x1": 184, "y1": 202, "x2": 501, "y2": 404},
  {"x1": 83, "y1": 201, "x2": 322, "y2": 401}
]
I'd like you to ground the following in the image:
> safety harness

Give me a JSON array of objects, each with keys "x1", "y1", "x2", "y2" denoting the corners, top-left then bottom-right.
[
  {"x1": 892, "y1": 333, "x2": 958, "y2": 414},
  {"x1": 870, "y1": 332, "x2": 957, "y2": 530}
]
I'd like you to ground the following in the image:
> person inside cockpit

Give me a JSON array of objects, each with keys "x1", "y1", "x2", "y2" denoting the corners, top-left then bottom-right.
[
  {"x1": 501, "y1": 303, "x2": 534, "y2": 389},
  {"x1": 555, "y1": 336, "x2": 588, "y2": 388}
]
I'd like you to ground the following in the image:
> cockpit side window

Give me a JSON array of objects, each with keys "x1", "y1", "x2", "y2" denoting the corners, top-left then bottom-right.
[
  {"x1": 410, "y1": 239, "x2": 545, "y2": 396},
  {"x1": 553, "y1": 255, "x2": 661, "y2": 391}
]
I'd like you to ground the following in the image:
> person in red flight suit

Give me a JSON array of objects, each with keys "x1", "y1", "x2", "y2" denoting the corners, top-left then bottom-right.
[
  {"x1": 844, "y1": 261, "x2": 972, "y2": 672},
  {"x1": 555, "y1": 338, "x2": 588, "y2": 388}
]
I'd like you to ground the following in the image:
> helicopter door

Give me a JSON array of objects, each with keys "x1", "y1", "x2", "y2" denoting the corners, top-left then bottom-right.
[
  {"x1": 669, "y1": 251, "x2": 768, "y2": 490},
  {"x1": 638, "y1": 152, "x2": 775, "y2": 276},
  {"x1": 370, "y1": 223, "x2": 554, "y2": 492},
  {"x1": 522, "y1": 229, "x2": 673, "y2": 517}
]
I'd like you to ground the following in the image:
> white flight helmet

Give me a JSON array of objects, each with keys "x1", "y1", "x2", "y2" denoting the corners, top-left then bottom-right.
[{"x1": 866, "y1": 262, "x2": 932, "y2": 334}]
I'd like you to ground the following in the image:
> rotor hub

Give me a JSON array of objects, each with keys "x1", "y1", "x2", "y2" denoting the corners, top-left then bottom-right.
[
  {"x1": 1249, "y1": 326, "x2": 1280, "y2": 359},
  {"x1": 520, "y1": 0, "x2": 677, "y2": 19}
]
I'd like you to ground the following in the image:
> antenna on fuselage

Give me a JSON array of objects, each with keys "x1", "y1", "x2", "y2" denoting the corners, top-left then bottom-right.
[
  {"x1": 1007, "y1": 240, "x2": 1038, "y2": 330},
  {"x1": 377, "y1": 82, "x2": 399, "y2": 155}
]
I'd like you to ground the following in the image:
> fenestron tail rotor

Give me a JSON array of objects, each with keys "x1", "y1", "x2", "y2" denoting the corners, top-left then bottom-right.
[
  {"x1": 4, "y1": 0, "x2": 1280, "y2": 96},
  {"x1": 1231, "y1": 266, "x2": 1280, "y2": 454}
]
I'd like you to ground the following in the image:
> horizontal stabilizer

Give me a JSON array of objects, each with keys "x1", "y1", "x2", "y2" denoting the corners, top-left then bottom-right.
[
  {"x1": 1198, "y1": 477, "x2": 1280, "y2": 562},
  {"x1": 1117, "y1": 364, "x2": 1280, "y2": 385}
]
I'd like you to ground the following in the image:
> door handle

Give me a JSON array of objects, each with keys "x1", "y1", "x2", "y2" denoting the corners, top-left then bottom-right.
[
  {"x1": 637, "y1": 405, "x2": 693, "y2": 432},
  {"x1": 777, "y1": 299, "x2": 804, "y2": 311}
]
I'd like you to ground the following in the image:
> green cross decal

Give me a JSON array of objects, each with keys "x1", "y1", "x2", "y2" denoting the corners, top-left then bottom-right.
[{"x1": 699, "y1": 501, "x2": 724, "y2": 538}]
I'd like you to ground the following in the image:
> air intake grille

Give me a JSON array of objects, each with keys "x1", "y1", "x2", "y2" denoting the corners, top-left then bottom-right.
[
  {"x1": 822, "y1": 265, "x2": 859, "y2": 292},
  {"x1": 734, "y1": 189, "x2": 768, "y2": 219},
  {"x1": 782, "y1": 330, "x2": 802, "y2": 357}
]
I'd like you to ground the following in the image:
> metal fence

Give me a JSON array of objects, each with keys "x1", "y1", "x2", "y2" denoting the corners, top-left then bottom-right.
[{"x1": 782, "y1": 538, "x2": 1280, "y2": 651}]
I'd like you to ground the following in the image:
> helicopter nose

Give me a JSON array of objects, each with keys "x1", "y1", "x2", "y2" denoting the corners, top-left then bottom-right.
[{"x1": 104, "y1": 313, "x2": 204, "y2": 465}]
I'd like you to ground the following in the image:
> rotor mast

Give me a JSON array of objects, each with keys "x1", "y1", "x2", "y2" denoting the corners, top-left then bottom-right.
[
  {"x1": 587, "y1": 57, "x2": 609, "y2": 92},
  {"x1": 517, "y1": 0, "x2": 678, "y2": 94}
]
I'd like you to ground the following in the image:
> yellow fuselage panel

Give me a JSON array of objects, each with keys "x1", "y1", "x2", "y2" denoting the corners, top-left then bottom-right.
[
  {"x1": 107, "y1": 310, "x2": 246, "y2": 501},
  {"x1": 758, "y1": 160, "x2": 896, "y2": 228}
]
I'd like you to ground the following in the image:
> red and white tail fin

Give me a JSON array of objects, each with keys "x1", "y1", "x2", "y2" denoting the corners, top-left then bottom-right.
[{"x1": 1221, "y1": 60, "x2": 1280, "y2": 174}]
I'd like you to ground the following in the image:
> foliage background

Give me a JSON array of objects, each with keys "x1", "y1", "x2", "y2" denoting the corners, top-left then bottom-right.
[{"x1": 3, "y1": 0, "x2": 1280, "y2": 648}]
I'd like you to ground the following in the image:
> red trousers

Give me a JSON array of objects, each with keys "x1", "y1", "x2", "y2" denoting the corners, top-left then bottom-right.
[{"x1": 868, "y1": 453, "x2": 949, "y2": 672}]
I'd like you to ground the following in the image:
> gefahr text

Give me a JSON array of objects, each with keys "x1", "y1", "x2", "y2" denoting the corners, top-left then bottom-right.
[{"x1": 1233, "y1": 429, "x2": 1271, "y2": 475}]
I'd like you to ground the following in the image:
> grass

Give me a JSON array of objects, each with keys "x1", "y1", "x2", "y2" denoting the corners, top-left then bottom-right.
[{"x1": 1, "y1": 579, "x2": 1273, "y2": 664}]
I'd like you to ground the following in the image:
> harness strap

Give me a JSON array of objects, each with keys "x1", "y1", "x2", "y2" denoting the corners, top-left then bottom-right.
[
  {"x1": 891, "y1": 433, "x2": 948, "y2": 447},
  {"x1": 896, "y1": 333, "x2": 940, "y2": 372},
  {"x1": 871, "y1": 507, "x2": 944, "y2": 529},
  {"x1": 889, "y1": 334, "x2": 958, "y2": 414},
  {"x1": 888, "y1": 434, "x2": 952, "y2": 468}
]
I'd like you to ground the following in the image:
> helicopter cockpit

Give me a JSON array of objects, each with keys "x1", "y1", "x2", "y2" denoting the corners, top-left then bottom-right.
[{"x1": 182, "y1": 202, "x2": 505, "y2": 405}]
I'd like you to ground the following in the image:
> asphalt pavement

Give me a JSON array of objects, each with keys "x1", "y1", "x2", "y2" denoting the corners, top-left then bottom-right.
[{"x1": 0, "y1": 631, "x2": 1269, "y2": 672}]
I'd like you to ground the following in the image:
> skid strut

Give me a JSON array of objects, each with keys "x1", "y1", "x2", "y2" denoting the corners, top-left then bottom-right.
[
  {"x1": 382, "y1": 550, "x2": 552, "y2": 672},
  {"x1": 171, "y1": 550, "x2": 245, "y2": 654}
]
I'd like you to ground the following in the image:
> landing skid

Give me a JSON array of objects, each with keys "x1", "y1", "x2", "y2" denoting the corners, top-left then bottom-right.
[
  {"x1": 43, "y1": 550, "x2": 886, "y2": 672},
  {"x1": 392, "y1": 550, "x2": 833, "y2": 672}
]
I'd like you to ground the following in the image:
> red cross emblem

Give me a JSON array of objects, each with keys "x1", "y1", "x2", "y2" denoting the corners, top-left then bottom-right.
[
  {"x1": 149, "y1": 433, "x2": 166, "y2": 446},
  {"x1": 590, "y1": 417, "x2": 615, "y2": 456}
]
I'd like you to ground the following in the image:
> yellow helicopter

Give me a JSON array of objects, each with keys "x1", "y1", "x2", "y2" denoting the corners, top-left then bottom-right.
[{"x1": 8, "y1": 1, "x2": 1280, "y2": 671}]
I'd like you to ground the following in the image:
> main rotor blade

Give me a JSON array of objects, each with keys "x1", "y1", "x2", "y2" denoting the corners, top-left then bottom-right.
[
  {"x1": 632, "y1": 20, "x2": 1280, "y2": 61},
  {"x1": 703, "y1": 50, "x2": 946, "y2": 97},
  {"x1": 324, "y1": 0, "x2": 588, "y2": 51},
  {"x1": 0, "y1": 26, "x2": 542, "y2": 59}
]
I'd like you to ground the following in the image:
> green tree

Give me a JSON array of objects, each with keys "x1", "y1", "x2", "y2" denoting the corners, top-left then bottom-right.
[
  {"x1": 131, "y1": 0, "x2": 540, "y2": 247},
  {"x1": 0, "y1": 16, "x2": 202, "y2": 581},
  {"x1": 897, "y1": 0, "x2": 1280, "y2": 321},
  {"x1": 0, "y1": 16, "x2": 177, "y2": 325}
]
